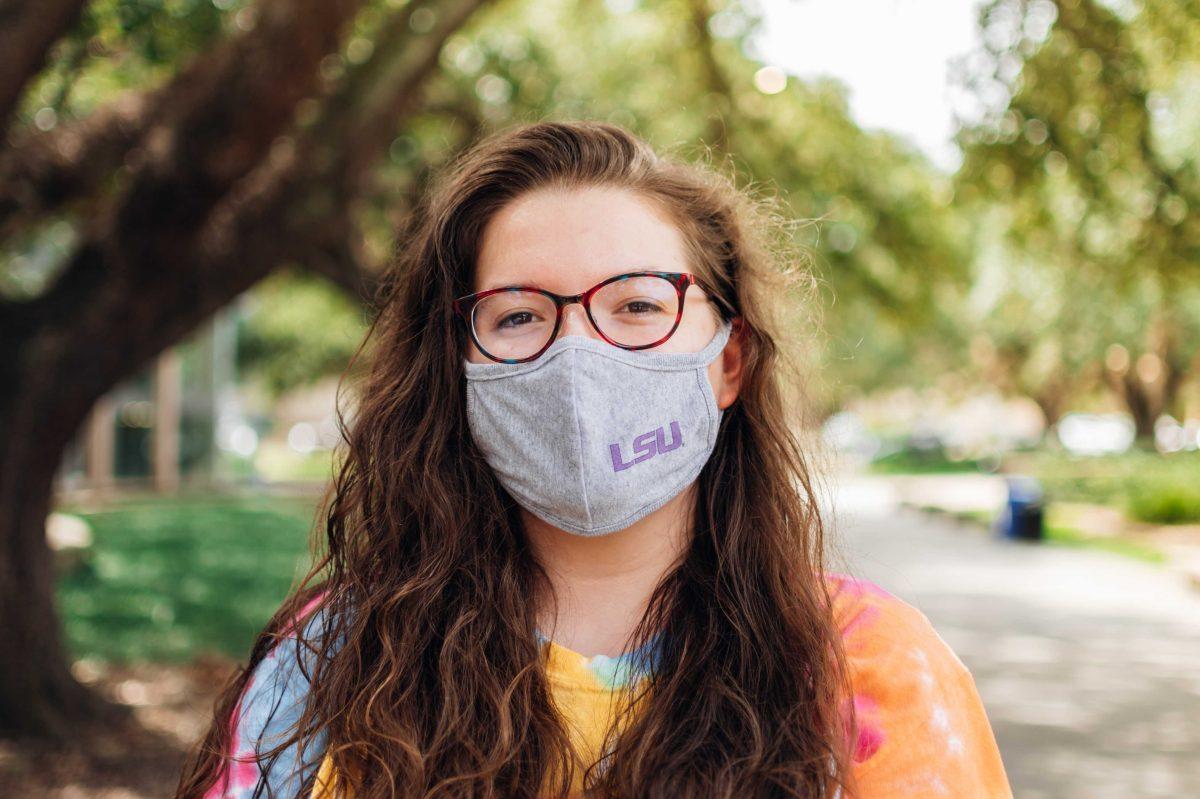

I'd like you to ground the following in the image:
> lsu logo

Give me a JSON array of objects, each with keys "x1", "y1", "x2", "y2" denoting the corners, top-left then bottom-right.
[{"x1": 609, "y1": 420, "x2": 683, "y2": 472}]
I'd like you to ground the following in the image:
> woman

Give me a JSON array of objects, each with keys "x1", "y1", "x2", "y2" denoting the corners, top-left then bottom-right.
[{"x1": 177, "y1": 120, "x2": 1013, "y2": 798}]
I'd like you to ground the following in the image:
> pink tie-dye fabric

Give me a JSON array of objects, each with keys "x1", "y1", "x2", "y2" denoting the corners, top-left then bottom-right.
[{"x1": 824, "y1": 572, "x2": 1014, "y2": 797}]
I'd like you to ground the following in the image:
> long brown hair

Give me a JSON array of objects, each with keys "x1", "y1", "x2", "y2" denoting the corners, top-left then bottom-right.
[{"x1": 176, "y1": 119, "x2": 860, "y2": 798}]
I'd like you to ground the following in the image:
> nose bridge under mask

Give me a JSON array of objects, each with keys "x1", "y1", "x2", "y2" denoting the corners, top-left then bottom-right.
[{"x1": 565, "y1": 345, "x2": 593, "y2": 530}]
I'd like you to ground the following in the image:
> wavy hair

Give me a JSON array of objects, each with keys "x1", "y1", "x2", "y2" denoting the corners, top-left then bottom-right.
[{"x1": 176, "y1": 119, "x2": 860, "y2": 798}]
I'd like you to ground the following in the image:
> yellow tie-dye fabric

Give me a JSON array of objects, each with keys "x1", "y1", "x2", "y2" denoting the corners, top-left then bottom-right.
[
  {"x1": 309, "y1": 573, "x2": 1013, "y2": 798},
  {"x1": 308, "y1": 632, "x2": 655, "y2": 798}
]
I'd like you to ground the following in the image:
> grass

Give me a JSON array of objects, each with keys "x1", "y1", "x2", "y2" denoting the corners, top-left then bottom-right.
[
  {"x1": 54, "y1": 493, "x2": 324, "y2": 665},
  {"x1": 867, "y1": 447, "x2": 990, "y2": 475},
  {"x1": 913, "y1": 505, "x2": 995, "y2": 527},
  {"x1": 50, "y1": 464, "x2": 1186, "y2": 667},
  {"x1": 1042, "y1": 523, "x2": 1169, "y2": 565},
  {"x1": 253, "y1": 441, "x2": 339, "y2": 482},
  {"x1": 912, "y1": 502, "x2": 1169, "y2": 564},
  {"x1": 959, "y1": 508, "x2": 995, "y2": 527}
]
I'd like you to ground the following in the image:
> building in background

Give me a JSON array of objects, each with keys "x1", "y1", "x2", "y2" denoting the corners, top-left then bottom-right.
[{"x1": 55, "y1": 302, "x2": 242, "y2": 495}]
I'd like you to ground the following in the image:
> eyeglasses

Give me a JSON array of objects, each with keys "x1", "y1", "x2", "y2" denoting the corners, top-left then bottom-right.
[{"x1": 453, "y1": 270, "x2": 721, "y2": 364}]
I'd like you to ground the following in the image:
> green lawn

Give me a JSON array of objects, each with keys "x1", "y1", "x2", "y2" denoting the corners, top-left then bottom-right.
[
  {"x1": 54, "y1": 494, "x2": 324, "y2": 665},
  {"x1": 913, "y1": 504, "x2": 1169, "y2": 564},
  {"x1": 867, "y1": 447, "x2": 991, "y2": 474},
  {"x1": 1042, "y1": 523, "x2": 1168, "y2": 565}
]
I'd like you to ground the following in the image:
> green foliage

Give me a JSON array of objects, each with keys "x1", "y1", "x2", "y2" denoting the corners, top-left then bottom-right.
[
  {"x1": 55, "y1": 495, "x2": 321, "y2": 663},
  {"x1": 12, "y1": 0, "x2": 1194, "y2": 418},
  {"x1": 1019, "y1": 448, "x2": 1200, "y2": 522},
  {"x1": 956, "y1": 0, "x2": 1199, "y2": 279},
  {"x1": 236, "y1": 269, "x2": 370, "y2": 398},
  {"x1": 17, "y1": 0, "x2": 243, "y2": 124},
  {"x1": 1125, "y1": 479, "x2": 1200, "y2": 524},
  {"x1": 7, "y1": 0, "x2": 978, "y2": 403},
  {"x1": 396, "y1": 0, "x2": 974, "y2": 411},
  {"x1": 868, "y1": 446, "x2": 989, "y2": 474},
  {"x1": 951, "y1": 0, "x2": 1200, "y2": 429}
]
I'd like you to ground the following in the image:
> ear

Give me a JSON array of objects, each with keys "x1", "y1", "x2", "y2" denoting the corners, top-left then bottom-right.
[{"x1": 713, "y1": 316, "x2": 746, "y2": 411}]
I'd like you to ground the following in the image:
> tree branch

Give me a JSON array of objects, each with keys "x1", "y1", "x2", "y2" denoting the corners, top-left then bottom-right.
[
  {"x1": 20, "y1": 0, "x2": 366, "y2": 330},
  {"x1": 0, "y1": 0, "x2": 89, "y2": 131}
]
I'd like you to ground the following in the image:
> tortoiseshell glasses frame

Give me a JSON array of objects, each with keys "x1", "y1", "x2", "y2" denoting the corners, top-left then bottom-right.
[{"x1": 452, "y1": 270, "x2": 720, "y2": 364}]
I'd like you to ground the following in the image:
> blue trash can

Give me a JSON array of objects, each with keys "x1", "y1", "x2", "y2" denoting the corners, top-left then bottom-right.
[{"x1": 995, "y1": 475, "x2": 1044, "y2": 541}]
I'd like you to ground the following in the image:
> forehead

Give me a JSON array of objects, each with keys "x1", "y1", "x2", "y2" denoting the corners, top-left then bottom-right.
[{"x1": 473, "y1": 185, "x2": 690, "y2": 293}]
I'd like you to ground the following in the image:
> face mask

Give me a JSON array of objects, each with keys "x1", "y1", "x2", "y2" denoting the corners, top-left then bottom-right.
[{"x1": 463, "y1": 318, "x2": 733, "y2": 536}]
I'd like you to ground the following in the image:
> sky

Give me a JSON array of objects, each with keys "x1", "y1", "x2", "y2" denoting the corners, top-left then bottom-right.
[{"x1": 749, "y1": 0, "x2": 991, "y2": 174}]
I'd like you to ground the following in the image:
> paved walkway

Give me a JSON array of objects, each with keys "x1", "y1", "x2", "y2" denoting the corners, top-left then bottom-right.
[{"x1": 824, "y1": 474, "x2": 1200, "y2": 799}]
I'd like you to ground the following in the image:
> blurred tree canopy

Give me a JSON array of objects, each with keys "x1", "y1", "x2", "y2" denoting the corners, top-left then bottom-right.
[
  {"x1": 955, "y1": 0, "x2": 1200, "y2": 442},
  {"x1": 236, "y1": 267, "x2": 370, "y2": 398}
]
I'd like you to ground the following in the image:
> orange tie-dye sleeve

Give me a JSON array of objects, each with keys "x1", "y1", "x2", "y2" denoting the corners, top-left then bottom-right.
[{"x1": 826, "y1": 573, "x2": 1014, "y2": 799}]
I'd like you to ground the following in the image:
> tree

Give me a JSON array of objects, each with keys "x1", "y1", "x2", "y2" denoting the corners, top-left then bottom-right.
[
  {"x1": 954, "y1": 0, "x2": 1200, "y2": 444},
  {"x1": 0, "y1": 0, "x2": 489, "y2": 740}
]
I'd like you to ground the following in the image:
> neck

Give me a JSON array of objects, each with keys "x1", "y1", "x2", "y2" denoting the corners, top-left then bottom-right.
[{"x1": 523, "y1": 484, "x2": 696, "y2": 659}]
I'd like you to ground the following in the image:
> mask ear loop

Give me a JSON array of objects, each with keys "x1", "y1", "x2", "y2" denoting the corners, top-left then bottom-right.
[{"x1": 701, "y1": 316, "x2": 736, "y2": 363}]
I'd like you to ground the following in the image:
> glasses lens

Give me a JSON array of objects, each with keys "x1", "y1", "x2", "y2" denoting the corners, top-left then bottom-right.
[
  {"x1": 591, "y1": 274, "x2": 681, "y2": 347},
  {"x1": 471, "y1": 289, "x2": 558, "y2": 361}
]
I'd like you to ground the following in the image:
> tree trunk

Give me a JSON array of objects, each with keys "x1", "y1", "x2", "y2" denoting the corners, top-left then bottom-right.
[
  {"x1": 0, "y1": 325, "x2": 135, "y2": 740},
  {"x1": 0, "y1": 225, "x2": 303, "y2": 738},
  {"x1": 1032, "y1": 390, "x2": 1063, "y2": 432}
]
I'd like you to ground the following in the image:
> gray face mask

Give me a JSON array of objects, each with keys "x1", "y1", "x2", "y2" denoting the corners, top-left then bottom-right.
[{"x1": 463, "y1": 318, "x2": 733, "y2": 536}]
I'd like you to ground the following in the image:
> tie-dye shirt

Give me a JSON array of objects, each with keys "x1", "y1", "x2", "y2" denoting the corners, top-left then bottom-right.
[{"x1": 203, "y1": 573, "x2": 1013, "y2": 798}]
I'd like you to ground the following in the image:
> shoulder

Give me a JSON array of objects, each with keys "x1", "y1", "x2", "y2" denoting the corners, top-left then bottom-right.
[
  {"x1": 204, "y1": 592, "x2": 342, "y2": 799},
  {"x1": 820, "y1": 572, "x2": 1014, "y2": 798},
  {"x1": 822, "y1": 572, "x2": 968, "y2": 674}
]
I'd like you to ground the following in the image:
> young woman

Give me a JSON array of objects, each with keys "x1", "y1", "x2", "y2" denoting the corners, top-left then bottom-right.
[{"x1": 177, "y1": 120, "x2": 1013, "y2": 799}]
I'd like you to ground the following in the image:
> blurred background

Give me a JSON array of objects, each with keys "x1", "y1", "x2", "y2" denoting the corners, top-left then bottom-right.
[{"x1": 0, "y1": 0, "x2": 1196, "y2": 796}]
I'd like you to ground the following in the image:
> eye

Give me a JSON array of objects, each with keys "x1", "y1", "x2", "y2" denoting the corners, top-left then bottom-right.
[
  {"x1": 619, "y1": 299, "x2": 666, "y2": 315},
  {"x1": 497, "y1": 311, "x2": 536, "y2": 328}
]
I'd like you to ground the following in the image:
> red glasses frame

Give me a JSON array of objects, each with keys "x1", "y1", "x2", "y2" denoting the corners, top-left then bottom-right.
[{"x1": 453, "y1": 270, "x2": 718, "y2": 364}]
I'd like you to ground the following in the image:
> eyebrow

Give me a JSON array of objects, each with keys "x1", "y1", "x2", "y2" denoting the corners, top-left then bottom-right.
[{"x1": 478, "y1": 267, "x2": 674, "y2": 294}]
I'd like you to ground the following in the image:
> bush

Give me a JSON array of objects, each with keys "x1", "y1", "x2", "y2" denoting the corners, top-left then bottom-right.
[
  {"x1": 1018, "y1": 450, "x2": 1200, "y2": 522},
  {"x1": 868, "y1": 446, "x2": 984, "y2": 474},
  {"x1": 1125, "y1": 481, "x2": 1200, "y2": 524}
]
